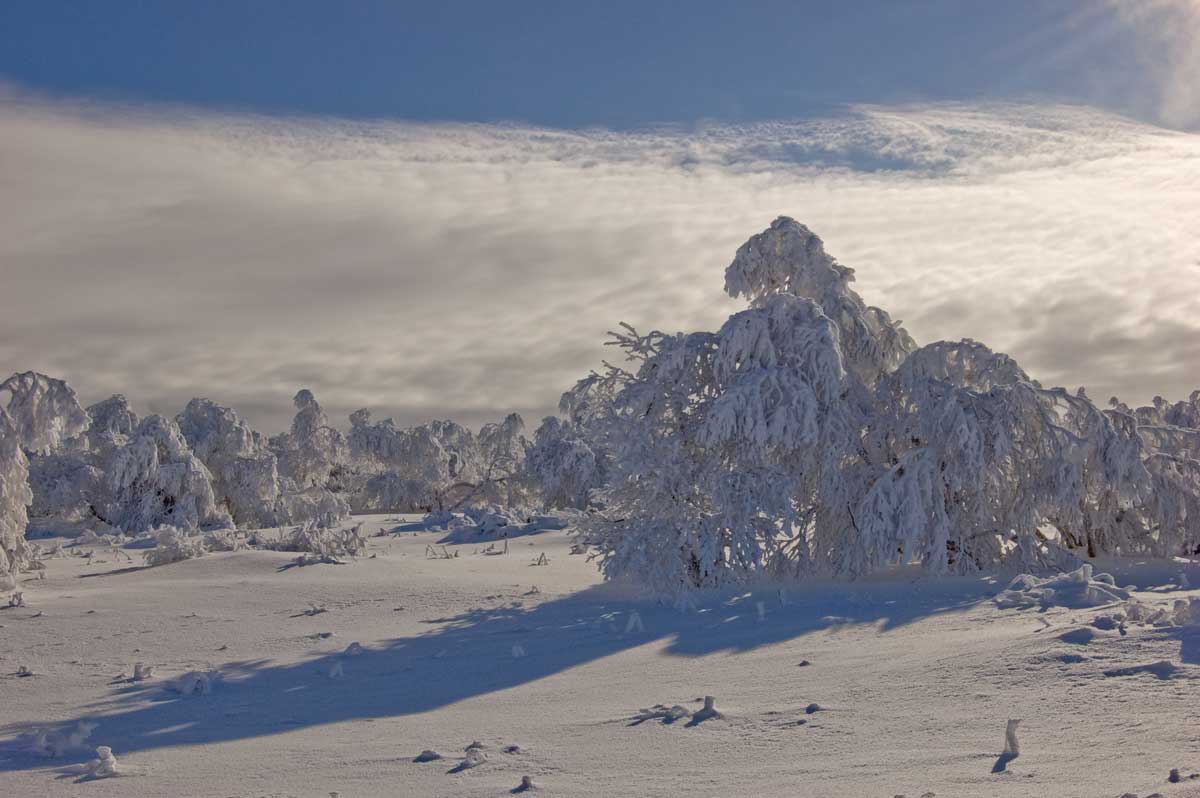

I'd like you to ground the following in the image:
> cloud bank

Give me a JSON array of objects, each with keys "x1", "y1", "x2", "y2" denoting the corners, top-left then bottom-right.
[{"x1": 2, "y1": 92, "x2": 1198, "y2": 432}]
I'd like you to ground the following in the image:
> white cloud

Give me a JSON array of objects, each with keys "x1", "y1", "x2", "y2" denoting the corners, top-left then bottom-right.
[{"x1": 2, "y1": 91, "x2": 1198, "y2": 432}]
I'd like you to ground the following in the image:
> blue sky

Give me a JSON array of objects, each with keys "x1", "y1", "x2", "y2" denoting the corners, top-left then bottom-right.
[{"x1": 0, "y1": 1, "x2": 1193, "y2": 129}]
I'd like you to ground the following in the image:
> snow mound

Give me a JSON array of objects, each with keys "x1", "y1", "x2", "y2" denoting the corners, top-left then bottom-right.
[
  {"x1": 993, "y1": 564, "x2": 1130, "y2": 609},
  {"x1": 435, "y1": 508, "x2": 569, "y2": 544},
  {"x1": 1120, "y1": 597, "x2": 1200, "y2": 628}
]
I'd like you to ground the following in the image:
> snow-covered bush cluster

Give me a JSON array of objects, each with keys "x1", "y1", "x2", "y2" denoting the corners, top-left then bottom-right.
[
  {"x1": 266, "y1": 520, "x2": 367, "y2": 562},
  {"x1": 993, "y1": 564, "x2": 1131, "y2": 609},
  {"x1": 142, "y1": 527, "x2": 207, "y2": 567},
  {"x1": 0, "y1": 367, "x2": 550, "y2": 585},
  {"x1": 344, "y1": 408, "x2": 531, "y2": 512},
  {"x1": 566, "y1": 218, "x2": 1200, "y2": 591}
]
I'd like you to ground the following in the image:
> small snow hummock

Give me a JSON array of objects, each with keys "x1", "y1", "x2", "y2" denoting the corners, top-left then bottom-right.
[
  {"x1": 168, "y1": 670, "x2": 217, "y2": 696},
  {"x1": 455, "y1": 748, "x2": 487, "y2": 770},
  {"x1": 29, "y1": 720, "x2": 96, "y2": 757},
  {"x1": 993, "y1": 565, "x2": 1129, "y2": 609},
  {"x1": 84, "y1": 746, "x2": 119, "y2": 779},
  {"x1": 513, "y1": 774, "x2": 538, "y2": 792}
]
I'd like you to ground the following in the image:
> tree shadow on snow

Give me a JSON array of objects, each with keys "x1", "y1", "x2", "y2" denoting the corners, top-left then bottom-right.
[{"x1": 0, "y1": 576, "x2": 993, "y2": 771}]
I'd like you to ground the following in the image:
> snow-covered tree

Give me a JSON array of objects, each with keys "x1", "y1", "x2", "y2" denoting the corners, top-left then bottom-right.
[
  {"x1": 95, "y1": 414, "x2": 232, "y2": 533},
  {"x1": 26, "y1": 394, "x2": 133, "y2": 524},
  {"x1": 346, "y1": 408, "x2": 529, "y2": 512},
  {"x1": 525, "y1": 415, "x2": 604, "y2": 510},
  {"x1": 0, "y1": 406, "x2": 33, "y2": 589},
  {"x1": 1, "y1": 373, "x2": 91, "y2": 564},
  {"x1": 177, "y1": 398, "x2": 286, "y2": 527},
  {"x1": 178, "y1": 397, "x2": 351, "y2": 529},
  {"x1": 575, "y1": 217, "x2": 1197, "y2": 592},
  {"x1": 270, "y1": 389, "x2": 347, "y2": 490},
  {"x1": 0, "y1": 371, "x2": 91, "y2": 455}
]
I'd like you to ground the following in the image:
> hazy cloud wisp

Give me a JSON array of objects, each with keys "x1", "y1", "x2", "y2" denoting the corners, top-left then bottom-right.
[{"x1": 2, "y1": 95, "x2": 1198, "y2": 432}]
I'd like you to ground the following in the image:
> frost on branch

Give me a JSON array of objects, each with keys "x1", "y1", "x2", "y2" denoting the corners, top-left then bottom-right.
[
  {"x1": 178, "y1": 398, "x2": 284, "y2": 528},
  {"x1": 580, "y1": 292, "x2": 855, "y2": 589},
  {"x1": 575, "y1": 218, "x2": 1198, "y2": 592},
  {"x1": 2, "y1": 372, "x2": 91, "y2": 581},
  {"x1": 346, "y1": 408, "x2": 529, "y2": 512},
  {"x1": 0, "y1": 371, "x2": 90, "y2": 455},
  {"x1": 270, "y1": 389, "x2": 347, "y2": 490},
  {"x1": 269, "y1": 520, "x2": 367, "y2": 563},
  {"x1": 142, "y1": 526, "x2": 211, "y2": 567},
  {"x1": 525, "y1": 416, "x2": 604, "y2": 510},
  {"x1": 97, "y1": 415, "x2": 231, "y2": 533},
  {"x1": 0, "y1": 406, "x2": 34, "y2": 589},
  {"x1": 178, "y1": 397, "x2": 348, "y2": 528},
  {"x1": 724, "y1": 217, "x2": 915, "y2": 390}
]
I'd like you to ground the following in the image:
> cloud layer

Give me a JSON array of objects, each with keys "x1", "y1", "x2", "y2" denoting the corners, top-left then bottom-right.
[{"x1": 2, "y1": 93, "x2": 1198, "y2": 433}]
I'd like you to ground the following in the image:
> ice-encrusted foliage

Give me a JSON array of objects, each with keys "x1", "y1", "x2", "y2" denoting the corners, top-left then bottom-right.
[
  {"x1": 856, "y1": 349, "x2": 1147, "y2": 576},
  {"x1": 269, "y1": 520, "x2": 367, "y2": 561},
  {"x1": 1110, "y1": 390, "x2": 1200, "y2": 557},
  {"x1": 577, "y1": 218, "x2": 1197, "y2": 591},
  {"x1": 525, "y1": 416, "x2": 604, "y2": 510},
  {"x1": 724, "y1": 218, "x2": 915, "y2": 392},
  {"x1": 85, "y1": 394, "x2": 139, "y2": 438},
  {"x1": 178, "y1": 398, "x2": 351, "y2": 528},
  {"x1": 0, "y1": 407, "x2": 34, "y2": 587},
  {"x1": 178, "y1": 398, "x2": 282, "y2": 527},
  {"x1": 271, "y1": 389, "x2": 347, "y2": 490},
  {"x1": 142, "y1": 526, "x2": 210, "y2": 567},
  {"x1": 97, "y1": 415, "x2": 232, "y2": 533},
  {"x1": 347, "y1": 411, "x2": 456, "y2": 511},
  {"x1": 579, "y1": 292, "x2": 855, "y2": 589},
  {"x1": 0, "y1": 372, "x2": 91, "y2": 455},
  {"x1": 346, "y1": 409, "x2": 528, "y2": 512},
  {"x1": 25, "y1": 395, "x2": 135, "y2": 524}
]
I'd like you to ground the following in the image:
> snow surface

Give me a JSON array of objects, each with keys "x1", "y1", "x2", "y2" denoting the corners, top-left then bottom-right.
[{"x1": 2, "y1": 515, "x2": 1199, "y2": 797}]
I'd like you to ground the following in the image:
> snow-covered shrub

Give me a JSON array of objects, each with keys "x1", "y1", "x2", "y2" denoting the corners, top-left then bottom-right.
[
  {"x1": 202, "y1": 527, "x2": 245, "y2": 552},
  {"x1": 142, "y1": 526, "x2": 209, "y2": 566},
  {"x1": 993, "y1": 564, "x2": 1130, "y2": 609},
  {"x1": 84, "y1": 746, "x2": 119, "y2": 779},
  {"x1": 29, "y1": 720, "x2": 96, "y2": 758},
  {"x1": 277, "y1": 486, "x2": 351, "y2": 528},
  {"x1": 168, "y1": 670, "x2": 218, "y2": 695},
  {"x1": 353, "y1": 470, "x2": 439, "y2": 513},
  {"x1": 269, "y1": 521, "x2": 366, "y2": 562}
]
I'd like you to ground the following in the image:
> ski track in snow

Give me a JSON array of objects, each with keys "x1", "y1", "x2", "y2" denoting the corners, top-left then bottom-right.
[{"x1": 2, "y1": 514, "x2": 1199, "y2": 797}]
